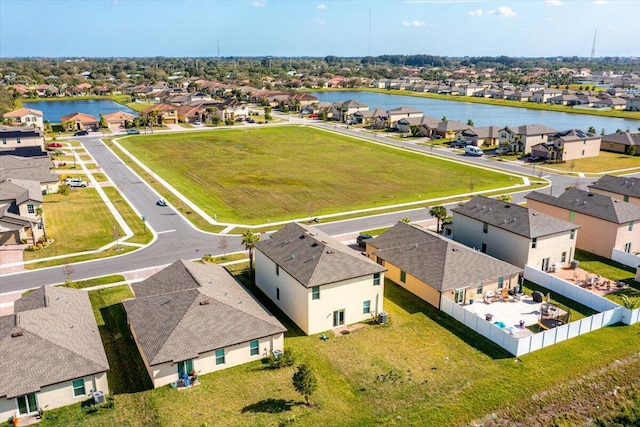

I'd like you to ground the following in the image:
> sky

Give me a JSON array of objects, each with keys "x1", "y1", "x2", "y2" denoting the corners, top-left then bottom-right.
[{"x1": 0, "y1": 0, "x2": 639, "y2": 58}]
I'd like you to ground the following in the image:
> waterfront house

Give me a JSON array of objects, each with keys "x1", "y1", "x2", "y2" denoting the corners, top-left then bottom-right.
[
  {"x1": 588, "y1": 175, "x2": 640, "y2": 207},
  {"x1": 2, "y1": 108, "x2": 44, "y2": 130}
]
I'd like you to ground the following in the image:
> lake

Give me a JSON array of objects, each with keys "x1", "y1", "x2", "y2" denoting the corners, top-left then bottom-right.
[
  {"x1": 310, "y1": 91, "x2": 639, "y2": 134},
  {"x1": 22, "y1": 99, "x2": 137, "y2": 123}
]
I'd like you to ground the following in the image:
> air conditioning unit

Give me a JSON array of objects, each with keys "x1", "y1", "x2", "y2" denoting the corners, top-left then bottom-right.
[{"x1": 93, "y1": 390, "x2": 105, "y2": 404}]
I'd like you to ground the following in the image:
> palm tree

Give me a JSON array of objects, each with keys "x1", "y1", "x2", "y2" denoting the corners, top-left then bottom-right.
[
  {"x1": 428, "y1": 206, "x2": 447, "y2": 234},
  {"x1": 35, "y1": 206, "x2": 47, "y2": 242},
  {"x1": 242, "y1": 230, "x2": 260, "y2": 277}
]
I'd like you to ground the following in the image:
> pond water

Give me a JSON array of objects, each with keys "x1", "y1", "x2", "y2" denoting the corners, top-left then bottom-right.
[
  {"x1": 22, "y1": 99, "x2": 137, "y2": 123},
  {"x1": 310, "y1": 91, "x2": 639, "y2": 135}
]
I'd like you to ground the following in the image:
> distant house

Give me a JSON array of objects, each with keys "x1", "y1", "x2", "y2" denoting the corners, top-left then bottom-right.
[
  {"x1": 526, "y1": 188, "x2": 640, "y2": 259},
  {"x1": 0, "y1": 126, "x2": 45, "y2": 154},
  {"x1": 588, "y1": 175, "x2": 640, "y2": 207},
  {"x1": 102, "y1": 111, "x2": 135, "y2": 129},
  {"x1": 0, "y1": 155, "x2": 59, "y2": 194},
  {"x1": 599, "y1": 131, "x2": 640, "y2": 154},
  {"x1": 0, "y1": 287, "x2": 109, "y2": 422},
  {"x1": 331, "y1": 100, "x2": 369, "y2": 123},
  {"x1": 254, "y1": 222, "x2": 386, "y2": 335},
  {"x1": 593, "y1": 97, "x2": 627, "y2": 110},
  {"x1": 59, "y1": 112, "x2": 99, "y2": 131},
  {"x1": 3, "y1": 108, "x2": 44, "y2": 130},
  {"x1": 433, "y1": 120, "x2": 469, "y2": 139},
  {"x1": 498, "y1": 124, "x2": 557, "y2": 154},
  {"x1": 386, "y1": 106, "x2": 423, "y2": 128},
  {"x1": 395, "y1": 115, "x2": 439, "y2": 135},
  {"x1": 0, "y1": 178, "x2": 45, "y2": 245},
  {"x1": 531, "y1": 88, "x2": 562, "y2": 103},
  {"x1": 140, "y1": 103, "x2": 179, "y2": 125},
  {"x1": 364, "y1": 222, "x2": 522, "y2": 308},
  {"x1": 456, "y1": 126, "x2": 501, "y2": 146},
  {"x1": 123, "y1": 260, "x2": 286, "y2": 388},
  {"x1": 449, "y1": 196, "x2": 579, "y2": 271},
  {"x1": 353, "y1": 107, "x2": 388, "y2": 128},
  {"x1": 177, "y1": 105, "x2": 205, "y2": 123},
  {"x1": 530, "y1": 129, "x2": 601, "y2": 162},
  {"x1": 626, "y1": 96, "x2": 640, "y2": 112}
]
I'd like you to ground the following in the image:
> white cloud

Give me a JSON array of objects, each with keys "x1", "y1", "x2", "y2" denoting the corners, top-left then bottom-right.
[
  {"x1": 317, "y1": 3, "x2": 326, "y2": 9},
  {"x1": 544, "y1": 0, "x2": 563, "y2": 6},
  {"x1": 402, "y1": 20, "x2": 426, "y2": 27},
  {"x1": 252, "y1": 0, "x2": 266, "y2": 7},
  {"x1": 594, "y1": 0, "x2": 607, "y2": 4},
  {"x1": 468, "y1": 8, "x2": 483, "y2": 16},
  {"x1": 488, "y1": 6, "x2": 516, "y2": 17}
]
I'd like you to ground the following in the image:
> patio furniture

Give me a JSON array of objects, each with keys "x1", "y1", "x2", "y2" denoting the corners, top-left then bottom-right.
[
  {"x1": 532, "y1": 291, "x2": 543, "y2": 303},
  {"x1": 485, "y1": 313, "x2": 493, "y2": 321},
  {"x1": 501, "y1": 288, "x2": 510, "y2": 302}
]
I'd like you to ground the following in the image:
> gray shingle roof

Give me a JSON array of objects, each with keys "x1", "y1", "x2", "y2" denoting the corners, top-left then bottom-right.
[
  {"x1": 452, "y1": 196, "x2": 579, "y2": 238},
  {"x1": 552, "y1": 129, "x2": 599, "y2": 142},
  {"x1": 0, "y1": 286, "x2": 109, "y2": 399},
  {"x1": 123, "y1": 260, "x2": 286, "y2": 366},
  {"x1": 601, "y1": 131, "x2": 640, "y2": 147},
  {"x1": 526, "y1": 188, "x2": 640, "y2": 224},
  {"x1": 254, "y1": 222, "x2": 386, "y2": 288},
  {"x1": 588, "y1": 175, "x2": 640, "y2": 199},
  {"x1": 0, "y1": 155, "x2": 59, "y2": 184},
  {"x1": 387, "y1": 106, "x2": 423, "y2": 114},
  {"x1": 503, "y1": 124, "x2": 557, "y2": 136},
  {"x1": 369, "y1": 222, "x2": 522, "y2": 291},
  {"x1": 0, "y1": 178, "x2": 42, "y2": 205}
]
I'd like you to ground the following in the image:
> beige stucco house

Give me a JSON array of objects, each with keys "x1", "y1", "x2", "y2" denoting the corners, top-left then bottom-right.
[
  {"x1": 365, "y1": 222, "x2": 522, "y2": 308},
  {"x1": 386, "y1": 106, "x2": 423, "y2": 128},
  {"x1": 526, "y1": 188, "x2": 640, "y2": 259},
  {"x1": 2, "y1": 108, "x2": 44, "y2": 130},
  {"x1": 449, "y1": 196, "x2": 580, "y2": 271},
  {"x1": 589, "y1": 175, "x2": 640, "y2": 207},
  {"x1": 0, "y1": 178, "x2": 45, "y2": 245},
  {"x1": 498, "y1": 124, "x2": 557, "y2": 154},
  {"x1": 254, "y1": 222, "x2": 386, "y2": 335},
  {"x1": 599, "y1": 131, "x2": 640, "y2": 154},
  {"x1": 0, "y1": 286, "x2": 109, "y2": 422},
  {"x1": 530, "y1": 129, "x2": 601, "y2": 162},
  {"x1": 331, "y1": 100, "x2": 369, "y2": 123},
  {"x1": 60, "y1": 112, "x2": 99, "y2": 131},
  {"x1": 0, "y1": 155, "x2": 60, "y2": 195},
  {"x1": 0, "y1": 126, "x2": 45, "y2": 153},
  {"x1": 123, "y1": 260, "x2": 286, "y2": 389}
]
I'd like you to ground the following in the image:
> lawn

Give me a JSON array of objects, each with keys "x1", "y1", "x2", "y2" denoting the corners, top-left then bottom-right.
[
  {"x1": 538, "y1": 151, "x2": 640, "y2": 174},
  {"x1": 575, "y1": 249, "x2": 640, "y2": 306},
  {"x1": 33, "y1": 277, "x2": 640, "y2": 427},
  {"x1": 118, "y1": 126, "x2": 519, "y2": 224},
  {"x1": 102, "y1": 187, "x2": 153, "y2": 245}
]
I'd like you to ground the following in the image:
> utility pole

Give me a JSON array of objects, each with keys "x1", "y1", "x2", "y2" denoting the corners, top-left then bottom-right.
[{"x1": 590, "y1": 29, "x2": 597, "y2": 60}]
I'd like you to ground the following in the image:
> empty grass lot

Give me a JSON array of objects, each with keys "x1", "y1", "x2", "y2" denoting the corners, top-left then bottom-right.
[
  {"x1": 538, "y1": 151, "x2": 640, "y2": 174},
  {"x1": 30, "y1": 278, "x2": 640, "y2": 427},
  {"x1": 118, "y1": 126, "x2": 519, "y2": 224}
]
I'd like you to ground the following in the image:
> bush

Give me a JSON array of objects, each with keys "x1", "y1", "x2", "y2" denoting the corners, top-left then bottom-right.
[
  {"x1": 58, "y1": 185, "x2": 71, "y2": 195},
  {"x1": 268, "y1": 348, "x2": 295, "y2": 369}
]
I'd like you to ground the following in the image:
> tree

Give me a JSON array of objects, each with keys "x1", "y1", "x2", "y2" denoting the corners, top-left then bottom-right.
[
  {"x1": 497, "y1": 194, "x2": 512, "y2": 203},
  {"x1": 587, "y1": 126, "x2": 596, "y2": 134},
  {"x1": 264, "y1": 107, "x2": 272, "y2": 121},
  {"x1": 242, "y1": 230, "x2": 260, "y2": 275},
  {"x1": 441, "y1": 115, "x2": 447, "y2": 121},
  {"x1": 218, "y1": 236, "x2": 229, "y2": 258},
  {"x1": 62, "y1": 258, "x2": 74, "y2": 286},
  {"x1": 35, "y1": 206, "x2": 48, "y2": 243},
  {"x1": 98, "y1": 114, "x2": 108, "y2": 129},
  {"x1": 401, "y1": 217, "x2": 411, "y2": 223},
  {"x1": 292, "y1": 364, "x2": 318, "y2": 407},
  {"x1": 428, "y1": 206, "x2": 447, "y2": 234},
  {"x1": 467, "y1": 119, "x2": 474, "y2": 127},
  {"x1": 409, "y1": 125, "x2": 420, "y2": 136}
]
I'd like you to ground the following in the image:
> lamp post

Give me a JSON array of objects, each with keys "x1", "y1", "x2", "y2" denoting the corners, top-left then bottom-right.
[{"x1": 141, "y1": 215, "x2": 147, "y2": 235}]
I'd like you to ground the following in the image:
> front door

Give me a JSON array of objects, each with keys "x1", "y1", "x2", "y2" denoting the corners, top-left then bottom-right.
[
  {"x1": 177, "y1": 359, "x2": 193, "y2": 378},
  {"x1": 16, "y1": 393, "x2": 38, "y2": 416},
  {"x1": 454, "y1": 288, "x2": 465, "y2": 304},
  {"x1": 333, "y1": 309, "x2": 345, "y2": 327}
]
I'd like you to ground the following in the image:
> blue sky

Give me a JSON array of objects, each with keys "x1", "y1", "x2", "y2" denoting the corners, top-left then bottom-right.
[{"x1": 0, "y1": 0, "x2": 638, "y2": 58}]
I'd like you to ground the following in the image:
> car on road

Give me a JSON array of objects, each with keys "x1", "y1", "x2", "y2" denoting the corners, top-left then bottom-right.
[
  {"x1": 246, "y1": 118, "x2": 256, "y2": 124},
  {"x1": 193, "y1": 121, "x2": 202, "y2": 125},
  {"x1": 464, "y1": 146, "x2": 484, "y2": 157},
  {"x1": 127, "y1": 129, "x2": 140, "y2": 135},
  {"x1": 449, "y1": 141, "x2": 467, "y2": 148},
  {"x1": 156, "y1": 199, "x2": 168, "y2": 207},
  {"x1": 64, "y1": 178, "x2": 88, "y2": 188},
  {"x1": 73, "y1": 130, "x2": 89, "y2": 136},
  {"x1": 357, "y1": 234, "x2": 373, "y2": 247}
]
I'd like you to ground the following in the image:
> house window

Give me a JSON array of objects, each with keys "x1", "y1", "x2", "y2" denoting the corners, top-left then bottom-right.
[
  {"x1": 483, "y1": 222, "x2": 488, "y2": 234},
  {"x1": 532, "y1": 238, "x2": 537, "y2": 249},
  {"x1": 373, "y1": 273, "x2": 381, "y2": 286},
  {"x1": 561, "y1": 251, "x2": 567, "y2": 262},
  {"x1": 215, "y1": 349, "x2": 225, "y2": 365},
  {"x1": 249, "y1": 340, "x2": 259, "y2": 356},
  {"x1": 481, "y1": 243, "x2": 487, "y2": 253},
  {"x1": 72, "y1": 379, "x2": 86, "y2": 397},
  {"x1": 312, "y1": 286, "x2": 320, "y2": 300},
  {"x1": 275, "y1": 265, "x2": 279, "y2": 276},
  {"x1": 581, "y1": 150, "x2": 585, "y2": 156},
  {"x1": 569, "y1": 211, "x2": 576, "y2": 222},
  {"x1": 27, "y1": 204, "x2": 35, "y2": 214},
  {"x1": 624, "y1": 195, "x2": 629, "y2": 202},
  {"x1": 363, "y1": 300, "x2": 371, "y2": 314},
  {"x1": 376, "y1": 257, "x2": 384, "y2": 266},
  {"x1": 16, "y1": 137, "x2": 21, "y2": 144},
  {"x1": 2, "y1": 138, "x2": 6, "y2": 145},
  {"x1": 624, "y1": 242, "x2": 632, "y2": 253},
  {"x1": 570, "y1": 230, "x2": 575, "y2": 240},
  {"x1": 276, "y1": 287, "x2": 280, "y2": 300},
  {"x1": 400, "y1": 270, "x2": 406, "y2": 283},
  {"x1": 629, "y1": 222, "x2": 634, "y2": 231},
  {"x1": 497, "y1": 277, "x2": 504, "y2": 289},
  {"x1": 477, "y1": 282, "x2": 483, "y2": 294}
]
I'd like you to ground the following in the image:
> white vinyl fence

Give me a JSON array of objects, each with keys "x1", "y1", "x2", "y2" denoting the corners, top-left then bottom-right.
[{"x1": 611, "y1": 248, "x2": 640, "y2": 269}]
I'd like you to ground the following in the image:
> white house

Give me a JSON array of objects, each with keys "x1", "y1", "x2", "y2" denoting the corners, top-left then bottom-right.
[
  {"x1": 2, "y1": 108, "x2": 44, "y2": 130},
  {"x1": 254, "y1": 222, "x2": 386, "y2": 335}
]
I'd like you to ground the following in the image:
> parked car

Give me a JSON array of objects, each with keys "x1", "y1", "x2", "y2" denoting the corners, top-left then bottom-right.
[
  {"x1": 46, "y1": 142, "x2": 63, "y2": 149},
  {"x1": 246, "y1": 118, "x2": 256, "y2": 124},
  {"x1": 64, "y1": 178, "x2": 88, "y2": 188},
  {"x1": 357, "y1": 234, "x2": 373, "y2": 247},
  {"x1": 73, "y1": 130, "x2": 89, "y2": 136},
  {"x1": 527, "y1": 156, "x2": 543, "y2": 163},
  {"x1": 495, "y1": 147, "x2": 509, "y2": 155},
  {"x1": 464, "y1": 146, "x2": 484, "y2": 157},
  {"x1": 193, "y1": 121, "x2": 202, "y2": 125},
  {"x1": 156, "y1": 199, "x2": 167, "y2": 207},
  {"x1": 127, "y1": 129, "x2": 140, "y2": 135},
  {"x1": 449, "y1": 141, "x2": 467, "y2": 148}
]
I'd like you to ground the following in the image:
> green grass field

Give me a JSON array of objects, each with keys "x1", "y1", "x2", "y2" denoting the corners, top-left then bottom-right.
[
  {"x1": 538, "y1": 151, "x2": 640, "y2": 174},
  {"x1": 118, "y1": 126, "x2": 519, "y2": 224}
]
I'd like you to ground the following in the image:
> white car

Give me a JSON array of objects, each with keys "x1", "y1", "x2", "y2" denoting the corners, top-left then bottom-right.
[{"x1": 65, "y1": 178, "x2": 88, "y2": 188}]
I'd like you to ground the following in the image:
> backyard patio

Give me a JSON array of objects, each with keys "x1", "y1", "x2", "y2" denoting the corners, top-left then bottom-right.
[
  {"x1": 550, "y1": 266, "x2": 629, "y2": 297},
  {"x1": 464, "y1": 293, "x2": 543, "y2": 339}
]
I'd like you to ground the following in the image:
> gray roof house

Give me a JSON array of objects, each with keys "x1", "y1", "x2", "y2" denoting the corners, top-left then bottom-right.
[
  {"x1": 254, "y1": 222, "x2": 386, "y2": 335},
  {"x1": 0, "y1": 155, "x2": 59, "y2": 193},
  {"x1": 365, "y1": 221, "x2": 522, "y2": 308},
  {"x1": 123, "y1": 260, "x2": 286, "y2": 388},
  {"x1": 0, "y1": 287, "x2": 109, "y2": 420},
  {"x1": 600, "y1": 131, "x2": 640, "y2": 154},
  {"x1": 449, "y1": 196, "x2": 580, "y2": 270},
  {"x1": 588, "y1": 175, "x2": 640, "y2": 205}
]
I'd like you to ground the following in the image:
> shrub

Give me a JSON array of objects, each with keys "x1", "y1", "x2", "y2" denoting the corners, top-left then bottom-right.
[
  {"x1": 58, "y1": 185, "x2": 71, "y2": 196},
  {"x1": 268, "y1": 348, "x2": 295, "y2": 369}
]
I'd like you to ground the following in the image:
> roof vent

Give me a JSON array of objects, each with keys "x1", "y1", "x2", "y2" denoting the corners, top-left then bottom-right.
[
  {"x1": 11, "y1": 332, "x2": 23, "y2": 338},
  {"x1": 326, "y1": 249, "x2": 336, "y2": 254},
  {"x1": 513, "y1": 218, "x2": 517, "y2": 222},
  {"x1": 532, "y1": 212, "x2": 537, "y2": 216},
  {"x1": 199, "y1": 300, "x2": 210, "y2": 306},
  {"x1": 488, "y1": 207, "x2": 492, "y2": 212},
  {"x1": 452, "y1": 248, "x2": 458, "y2": 252},
  {"x1": 587, "y1": 193, "x2": 594, "y2": 197},
  {"x1": 505, "y1": 205, "x2": 511, "y2": 208},
  {"x1": 299, "y1": 235, "x2": 306, "y2": 239},
  {"x1": 311, "y1": 242, "x2": 318, "y2": 247}
]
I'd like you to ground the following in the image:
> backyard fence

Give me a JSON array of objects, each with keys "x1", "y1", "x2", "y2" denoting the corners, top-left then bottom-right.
[{"x1": 611, "y1": 248, "x2": 640, "y2": 269}]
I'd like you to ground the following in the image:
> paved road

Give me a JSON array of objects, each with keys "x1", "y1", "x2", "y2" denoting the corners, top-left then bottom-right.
[{"x1": 0, "y1": 123, "x2": 609, "y2": 294}]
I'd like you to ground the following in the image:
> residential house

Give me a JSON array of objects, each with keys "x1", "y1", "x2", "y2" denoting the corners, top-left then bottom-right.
[
  {"x1": 547, "y1": 94, "x2": 581, "y2": 106},
  {"x1": 386, "y1": 106, "x2": 423, "y2": 128},
  {"x1": 122, "y1": 260, "x2": 286, "y2": 388},
  {"x1": 506, "y1": 91, "x2": 532, "y2": 102},
  {"x1": 0, "y1": 126, "x2": 45, "y2": 154},
  {"x1": 140, "y1": 103, "x2": 178, "y2": 125},
  {"x1": 332, "y1": 100, "x2": 369, "y2": 123},
  {"x1": 498, "y1": 124, "x2": 557, "y2": 153},
  {"x1": 433, "y1": 120, "x2": 469, "y2": 139},
  {"x1": 627, "y1": 96, "x2": 640, "y2": 111},
  {"x1": 0, "y1": 178, "x2": 44, "y2": 245},
  {"x1": 59, "y1": 112, "x2": 98, "y2": 131},
  {"x1": 599, "y1": 131, "x2": 640, "y2": 154},
  {"x1": 0, "y1": 155, "x2": 59, "y2": 194},
  {"x1": 530, "y1": 129, "x2": 601, "y2": 162},
  {"x1": 448, "y1": 196, "x2": 579, "y2": 271},
  {"x1": 526, "y1": 188, "x2": 640, "y2": 258},
  {"x1": 593, "y1": 97, "x2": 627, "y2": 110},
  {"x1": 364, "y1": 222, "x2": 522, "y2": 308},
  {"x1": 254, "y1": 222, "x2": 386, "y2": 335},
  {"x1": 588, "y1": 175, "x2": 640, "y2": 206},
  {"x1": 3, "y1": 108, "x2": 44, "y2": 130},
  {"x1": 455, "y1": 126, "x2": 501, "y2": 146},
  {"x1": 352, "y1": 108, "x2": 388, "y2": 128},
  {"x1": 531, "y1": 88, "x2": 562, "y2": 103},
  {"x1": 458, "y1": 84, "x2": 484, "y2": 96},
  {"x1": 0, "y1": 286, "x2": 109, "y2": 422},
  {"x1": 395, "y1": 116, "x2": 440, "y2": 135},
  {"x1": 102, "y1": 111, "x2": 135, "y2": 129},
  {"x1": 177, "y1": 105, "x2": 205, "y2": 123}
]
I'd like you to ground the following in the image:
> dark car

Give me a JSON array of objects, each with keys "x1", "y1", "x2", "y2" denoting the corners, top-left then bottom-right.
[
  {"x1": 246, "y1": 118, "x2": 256, "y2": 124},
  {"x1": 527, "y1": 156, "x2": 543, "y2": 163},
  {"x1": 127, "y1": 129, "x2": 140, "y2": 135},
  {"x1": 74, "y1": 130, "x2": 89, "y2": 136},
  {"x1": 156, "y1": 199, "x2": 167, "y2": 207},
  {"x1": 449, "y1": 141, "x2": 467, "y2": 148},
  {"x1": 357, "y1": 234, "x2": 373, "y2": 247}
]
